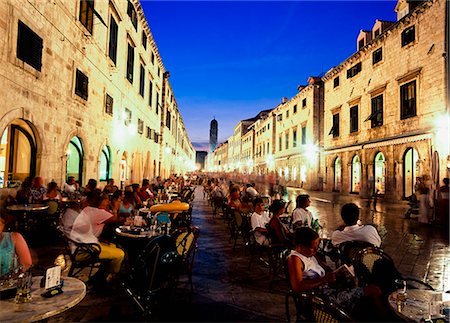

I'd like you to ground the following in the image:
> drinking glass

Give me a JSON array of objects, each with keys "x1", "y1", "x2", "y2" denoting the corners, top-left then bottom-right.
[
  {"x1": 394, "y1": 279, "x2": 407, "y2": 303},
  {"x1": 15, "y1": 270, "x2": 32, "y2": 303}
]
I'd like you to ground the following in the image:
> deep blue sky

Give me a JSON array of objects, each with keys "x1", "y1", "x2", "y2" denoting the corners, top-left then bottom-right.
[{"x1": 141, "y1": 1, "x2": 397, "y2": 151}]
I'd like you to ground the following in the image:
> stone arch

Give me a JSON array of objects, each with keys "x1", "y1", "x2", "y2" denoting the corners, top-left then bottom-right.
[{"x1": 62, "y1": 128, "x2": 90, "y2": 187}]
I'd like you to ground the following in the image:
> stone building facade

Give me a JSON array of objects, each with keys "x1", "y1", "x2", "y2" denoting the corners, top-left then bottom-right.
[
  {"x1": 208, "y1": 0, "x2": 448, "y2": 200},
  {"x1": 322, "y1": 0, "x2": 447, "y2": 201},
  {"x1": 0, "y1": 0, "x2": 195, "y2": 195}
]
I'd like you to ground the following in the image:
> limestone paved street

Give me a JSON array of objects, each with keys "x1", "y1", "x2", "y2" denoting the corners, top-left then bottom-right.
[{"x1": 35, "y1": 186, "x2": 449, "y2": 322}]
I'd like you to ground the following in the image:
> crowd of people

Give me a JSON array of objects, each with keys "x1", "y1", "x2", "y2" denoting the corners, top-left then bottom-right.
[{"x1": 0, "y1": 174, "x2": 195, "y2": 287}]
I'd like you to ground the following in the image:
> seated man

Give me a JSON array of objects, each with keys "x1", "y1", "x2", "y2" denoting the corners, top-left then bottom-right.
[
  {"x1": 251, "y1": 197, "x2": 270, "y2": 246},
  {"x1": 70, "y1": 190, "x2": 124, "y2": 284},
  {"x1": 331, "y1": 203, "x2": 381, "y2": 247},
  {"x1": 103, "y1": 179, "x2": 119, "y2": 194},
  {"x1": 245, "y1": 183, "x2": 259, "y2": 200},
  {"x1": 29, "y1": 176, "x2": 46, "y2": 203},
  {"x1": 137, "y1": 179, "x2": 153, "y2": 202}
]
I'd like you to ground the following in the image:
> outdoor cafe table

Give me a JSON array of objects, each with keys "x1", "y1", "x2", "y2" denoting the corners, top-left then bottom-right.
[
  {"x1": 115, "y1": 225, "x2": 161, "y2": 264},
  {"x1": 0, "y1": 276, "x2": 86, "y2": 322},
  {"x1": 6, "y1": 204, "x2": 49, "y2": 233},
  {"x1": 388, "y1": 289, "x2": 450, "y2": 322}
]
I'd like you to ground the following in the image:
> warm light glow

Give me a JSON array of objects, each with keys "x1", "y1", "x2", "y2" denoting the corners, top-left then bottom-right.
[
  {"x1": 434, "y1": 114, "x2": 450, "y2": 156},
  {"x1": 303, "y1": 143, "x2": 319, "y2": 166},
  {"x1": 128, "y1": 123, "x2": 137, "y2": 136}
]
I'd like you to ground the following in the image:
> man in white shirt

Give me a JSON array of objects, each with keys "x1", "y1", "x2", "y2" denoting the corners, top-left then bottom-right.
[
  {"x1": 64, "y1": 176, "x2": 79, "y2": 195},
  {"x1": 251, "y1": 197, "x2": 270, "y2": 246},
  {"x1": 70, "y1": 190, "x2": 124, "y2": 283},
  {"x1": 331, "y1": 203, "x2": 381, "y2": 247}
]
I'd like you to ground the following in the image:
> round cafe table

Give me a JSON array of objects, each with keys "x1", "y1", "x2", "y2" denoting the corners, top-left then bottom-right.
[
  {"x1": 388, "y1": 289, "x2": 450, "y2": 322},
  {"x1": 6, "y1": 204, "x2": 49, "y2": 235},
  {"x1": 0, "y1": 276, "x2": 86, "y2": 322}
]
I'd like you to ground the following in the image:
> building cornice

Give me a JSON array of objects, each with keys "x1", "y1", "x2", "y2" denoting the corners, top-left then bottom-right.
[{"x1": 322, "y1": 0, "x2": 435, "y2": 82}]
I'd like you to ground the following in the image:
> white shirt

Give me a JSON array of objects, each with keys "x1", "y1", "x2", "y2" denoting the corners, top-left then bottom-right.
[
  {"x1": 289, "y1": 250, "x2": 325, "y2": 280},
  {"x1": 331, "y1": 224, "x2": 381, "y2": 247},
  {"x1": 251, "y1": 210, "x2": 270, "y2": 245},
  {"x1": 292, "y1": 208, "x2": 315, "y2": 227},
  {"x1": 69, "y1": 207, "x2": 112, "y2": 250},
  {"x1": 64, "y1": 183, "x2": 77, "y2": 194}
]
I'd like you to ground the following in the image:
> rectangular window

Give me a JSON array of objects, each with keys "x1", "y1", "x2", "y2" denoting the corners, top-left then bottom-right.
[
  {"x1": 75, "y1": 69, "x2": 88, "y2": 100},
  {"x1": 301, "y1": 126, "x2": 306, "y2": 145},
  {"x1": 333, "y1": 76, "x2": 340, "y2": 88},
  {"x1": 105, "y1": 93, "x2": 113, "y2": 116},
  {"x1": 400, "y1": 80, "x2": 417, "y2": 119},
  {"x1": 127, "y1": 1, "x2": 137, "y2": 30},
  {"x1": 293, "y1": 130, "x2": 297, "y2": 148},
  {"x1": 146, "y1": 126, "x2": 151, "y2": 139},
  {"x1": 142, "y1": 31, "x2": 147, "y2": 49},
  {"x1": 126, "y1": 43, "x2": 134, "y2": 83},
  {"x1": 370, "y1": 94, "x2": 383, "y2": 128},
  {"x1": 347, "y1": 62, "x2": 362, "y2": 78},
  {"x1": 148, "y1": 79, "x2": 153, "y2": 107},
  {"x1": 372, "y1": 47, "x2": 382, "y2": 65},
  {"x1": 156, "y1": 92, "x2": 159, "y2": 114},
  {"x1": 124, "y1": 108, "x2": 132, "y2": 126},
  {"x1": 151, "y1": 52, "x2": 155, "y2": 65},
  {"x1": 17, "y1": 20, "x2": 43, "y2": 71},
  {"x1": 302, "y1": 98, "x2": 307, "y2": 108},
  {"x1": 138, "y1": 119, "x2": 144, "y2": 134},
  {"x1": 267, "y1": 123, "x2": 270, "y2": 130},
  {"x1": 286, "y1": 110, "x2": 289, "y2": 118},
  {"x1": 157, "y1": 67, "x2": 161, "y2": 77},
  {"x1": 374, "y1": 29, "x2": 380, "y2": 38},
  {"x1": 139, "y1": 64, "x2": 145, "y2": 97},
  {"x1": 293, "y1": 105, "x2": 297, "y2": 114},
  {"x1": 279, "y1": 135, "x2": 282, "y2": 151},
  {"x1": 401, "y1": 25, "x2": 415, "y2": 47},
  {"x1": 108, "y1": 15, "x2": 118, "y2": 64},
  {"x1": 329, "y1": 113, "x2": 340, "y2": 137},
  {"x1": 166, "y1": 110, "x2": 171, "y2": 129},
  {"x1": 285, "y1": 132, "x2": 289, "y2": 150},
  {"x1": 350, "y1": 105, "x2": 359, "y2": 133},
  {"x1": 267, "y1": 142, "x2": 269, "y2": 154},
  {"x1": 79, "y1": 0, "x2": 94, "y2": 34},
  {"x1": 358, "y1": 39, "x2": 365, "y2": 50},
  {"x1": 277, "y1": 114, "x2": 283, "y2": 121}
]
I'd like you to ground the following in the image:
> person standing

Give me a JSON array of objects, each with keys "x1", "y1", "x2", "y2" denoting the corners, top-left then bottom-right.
[{"x1": 416, "y1": 176, "x2": 430, "y2": 224}]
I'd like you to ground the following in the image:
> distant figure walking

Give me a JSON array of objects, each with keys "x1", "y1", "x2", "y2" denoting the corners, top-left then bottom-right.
[{"x1": 416, "y1": 176, "x2": 430, "y2": 224}]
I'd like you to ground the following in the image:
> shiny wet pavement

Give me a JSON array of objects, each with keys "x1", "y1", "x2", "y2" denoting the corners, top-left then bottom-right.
[{"x1": 40, "y1": 185, "x2": 449, "y2": 322}]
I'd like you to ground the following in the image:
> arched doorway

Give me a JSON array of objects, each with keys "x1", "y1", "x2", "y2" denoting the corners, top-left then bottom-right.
[
  {"x1": 99, "y1": 145, "x2": 111, "y2": 182},
  {"x1": 66, "y1": 136, "x2": 84, "y2": 186},
  {"x1": 334, "y1": 157, "x2": 341, "y2": 191},
  {"x1": 403, "y1": 147, "x2": 419, "y2": 198},
  {"x1": 374, "y1": 152, "x2": 386, "y2": 195},
  {"x1": 351, "y1": 155, "x2": 361, "y2": 193},
  {"x1": 0, "y1": 120, "x2": 37, "y2": 188}
]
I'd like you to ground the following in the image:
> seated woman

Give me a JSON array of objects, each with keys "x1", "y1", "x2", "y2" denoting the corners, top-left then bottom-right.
[
  {"x1": 118, "y1": 191, "x2": 135, "y2": 220},
  {"x1": 228, "y1": 187, "x2": 242, "y2": 210},
  {"x1": 288, "y1": 227, "x2": 387, "y2": 319},
  {"x1": 70, "y1": 190, "x2": 124, "y2": 284},
  {"x1": 0, "y1": 214, "x2": 32, "y2": 278},
  {"x1": 268, "y1": 199, "x2": 292, "y2": 246},
  {"x1": 43, "y1": 181, "x2": 62, "y2": 202}
]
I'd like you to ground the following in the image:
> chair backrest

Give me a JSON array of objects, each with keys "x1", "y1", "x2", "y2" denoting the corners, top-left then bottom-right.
[
  {"x1": 338, "y1": 240, "x2": 375, "y2": 265},
  {"x1": 301, "y1": 293, "x2": 354, "y2": 323},
  {"x1": 173, "y1": 226, "x2": 199, "y2": 257},
  {"x1": 353, "y1": 246, "x2": 402, "y2": 294}
]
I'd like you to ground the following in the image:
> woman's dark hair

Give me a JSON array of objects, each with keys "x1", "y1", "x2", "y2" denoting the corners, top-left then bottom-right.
[
  {"x1": 47, "y1": 181, "x2": 58, "y2": 192},
  {"x1": 87, "y1": 178, "x2": 97, "y2": 190},
  {"x1": 123, "y1": 190, "x2": 135, "y2": 202},
  {"x1": 269, "y1": 199, "x2": 286, "y2": 215},
  {"x1": 253, "y1": 197, "x2": 264, "y2": 207},
  {"x1": 112, "y1": 189, "x2": 123, "y2": 200},
  {"x1": 294, "y1": 227, "x2": 319, "y2": 247},
  {"x1": 86, "y1": 189, "x2": 108, "y2": 208}
]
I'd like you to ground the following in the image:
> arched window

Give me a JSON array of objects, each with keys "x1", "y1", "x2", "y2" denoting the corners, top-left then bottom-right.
[
  {"x1": 374, "y1": 152, "x2": 386, "y2": 195},
  {"x1": 403, "y1": 147, "x2": 419, "y2": 198},
  {"x1": 351, "y1": 155, "x2": 361, "y2": 193},
  {"x1": 99, "y1": 145, "x2": 111, "y2": 181},
  {"x1": 292, "y1": 166, "x2": 297, "y2": 182},
  {"x1": 67, "y1": 136, "x2": 84, "y2": 186},
  {"x1": 334, "y1": 157, "x2": 341, "y2": 191},
  {"x1": 0, "y1": 120, "x2": 37, "y2": 188},
  {"x1": 284, "y1": 166, "x2": 289, "y2": 181}
]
